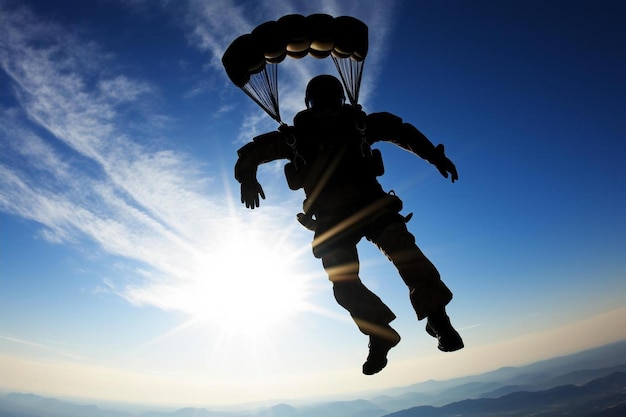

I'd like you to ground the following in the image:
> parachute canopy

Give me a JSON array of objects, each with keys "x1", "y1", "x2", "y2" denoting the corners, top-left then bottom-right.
[{"x1": 222, "y1": 14, "x2": 368, "y2": 123}]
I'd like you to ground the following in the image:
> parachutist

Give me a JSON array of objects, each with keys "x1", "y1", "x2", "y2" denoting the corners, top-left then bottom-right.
[
  {"x1": 234, "y1": 75, "x2": 464, "y2": 375},
  {"x1": 225, "y1": 13, "x2": 462, "y2": 375}
]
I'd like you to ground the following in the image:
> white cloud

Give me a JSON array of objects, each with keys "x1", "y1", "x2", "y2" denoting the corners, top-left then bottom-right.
[
  {"x1": 98, "y1": 76, "x2": 153, "y2": 103},
  {"x1": 0, "y1": 3, "x2": 246, "y2": 308}
]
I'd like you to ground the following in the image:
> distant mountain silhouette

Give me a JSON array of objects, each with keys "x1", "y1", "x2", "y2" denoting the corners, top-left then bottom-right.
[
  {"x1": 478, "y1": 362, "x2": 626, "y2": 399},
  {"x1": 1, "y1": 340, "x2": 625, "y2": 417},
  {"x1": 370, "y1": 340, "x2": 626, "y2": 408},
  {"x1": 142, "y1": 407, "x2": 234, "y2": 417},
  {"x1": 0, "y1": 392, "x2": 132, "y2": 417},
  {"x1": 385, "y1": 372, "x2": 626, "y2": 417}
]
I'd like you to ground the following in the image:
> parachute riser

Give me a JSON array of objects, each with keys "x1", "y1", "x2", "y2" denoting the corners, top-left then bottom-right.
[
  {"x1": 241, "y1": 89, "x2": 281, "y2": 123},
  {"x1": 332, "y1": 55, "x2": 365, "y2": 107},
  {"x1": 241, "y1": 63, "x2": 282, "y2": 123}
]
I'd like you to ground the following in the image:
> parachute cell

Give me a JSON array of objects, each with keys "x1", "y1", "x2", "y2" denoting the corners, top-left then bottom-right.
[
  {"x1": 306, "y1": 14, "x2": 335, "y2": 58},
  {"x1": 222, "y1": 34, "x2": 265, "y2": 88},
  {"x1": 251, "y1": 21, "x2": 287, "y2": 64},
  {"x1": 333, "y1": 16, "x2": 368, "y2": 61},
  {"x1": 278, "y1": 14, "x2": 310, "y2": 58},
  {"x1": 222, "y1": 14, "x2": 369, "y2": 123}
]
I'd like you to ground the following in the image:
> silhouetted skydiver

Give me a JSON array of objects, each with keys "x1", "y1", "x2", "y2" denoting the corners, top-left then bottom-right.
[{"x1": 235, "y1": 75, "x2": 464, "y2": 375}]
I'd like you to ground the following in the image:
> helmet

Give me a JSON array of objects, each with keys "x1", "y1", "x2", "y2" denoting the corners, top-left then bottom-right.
[{"x1": 305, "y1": 75, "x2": 345, "y2": 112}]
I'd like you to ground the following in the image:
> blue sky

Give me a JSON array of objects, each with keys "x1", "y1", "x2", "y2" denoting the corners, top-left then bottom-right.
[{"x1": 1, "y1": 0, "x2": 625, "y2": 409}]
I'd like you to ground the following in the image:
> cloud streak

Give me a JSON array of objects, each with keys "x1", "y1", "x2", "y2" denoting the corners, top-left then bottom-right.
[
  {"x1": 0, "y1": 335, "x2": 85, "y2": 360},
  {"x1": 0, "y1": 2, "x2": 294, "y2": 318},
  {"x1": 0, "y1": 5, "x2": 211, "y2": 252}
]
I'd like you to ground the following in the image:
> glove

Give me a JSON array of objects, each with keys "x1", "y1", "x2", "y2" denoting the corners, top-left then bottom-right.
[
  {"x1": 432, "y1": 144, "x2": 459, "y2": 183},
  {"x1": 240, "y1": 179, "x2": 265, "y2": 209}
]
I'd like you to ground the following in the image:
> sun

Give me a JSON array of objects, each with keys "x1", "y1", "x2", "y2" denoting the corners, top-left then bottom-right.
[{"x1": 181, "y1": 220, "x2": 317, "y2": 336}]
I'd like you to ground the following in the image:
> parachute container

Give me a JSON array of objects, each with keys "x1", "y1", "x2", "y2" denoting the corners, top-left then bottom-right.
[{"x1": 222, "y1": 14, "x2": 368, "y2": 124}]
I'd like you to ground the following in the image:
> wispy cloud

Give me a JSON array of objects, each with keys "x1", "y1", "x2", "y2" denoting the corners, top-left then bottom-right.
[
  {"x1": 0, "y1": 2, "x2": 304, "y2": 318},
  {"x1": 98, "y1": 76, "x2": 154, "y2": 103},
  {"x1": 0, "y1": 4, "x2": 212, "y2": 252},
  {"x1": 0, "y1": 335, "x2": 86, "y2": 360}
]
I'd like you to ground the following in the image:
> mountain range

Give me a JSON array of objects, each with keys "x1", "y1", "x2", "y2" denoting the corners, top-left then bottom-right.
[{"x1": 2, "y1": 339, "x2": 625, "y2": 417}]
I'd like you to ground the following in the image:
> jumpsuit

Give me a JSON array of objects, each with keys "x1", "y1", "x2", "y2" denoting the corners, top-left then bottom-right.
[{"x1": 235, "y1": 104, "x2": 453, "y2": 338}]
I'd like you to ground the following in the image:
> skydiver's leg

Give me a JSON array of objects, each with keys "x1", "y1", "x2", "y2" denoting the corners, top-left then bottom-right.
[
  {"x1": 319, "y1": 244, "x2": 401, "y2": 374},
  {"x1": 320, "y1": 244, "x2": 397, "y2": 338},
  {"x1": 368, "y1": 220, "x2": 451, "y2": 319},
  {"x1": 368, "y1": 219, "x2": 464, "y2": 352}
]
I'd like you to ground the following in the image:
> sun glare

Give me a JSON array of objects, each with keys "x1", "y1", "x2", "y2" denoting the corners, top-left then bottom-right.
[{"x1": 183, "y1": 222, "x2": 315, "y2": 336}]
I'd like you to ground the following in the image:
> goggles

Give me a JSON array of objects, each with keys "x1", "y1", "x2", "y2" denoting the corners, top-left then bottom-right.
[{"x1": 306, "y1": 96, "x2": 345, "y2": 111}]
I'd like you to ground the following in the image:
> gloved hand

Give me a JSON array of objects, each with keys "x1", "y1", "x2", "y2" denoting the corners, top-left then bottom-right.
[
  {"x1": 432, "y1": 144, "x2": 459, "y2": 183},
  {"x1": 240, "y1": 179, "x2": 265, "y2": 209}
]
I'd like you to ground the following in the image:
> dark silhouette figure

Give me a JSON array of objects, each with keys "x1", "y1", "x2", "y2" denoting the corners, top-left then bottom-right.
[{"x1": 235, "y1": 75, "x2": 464, "y2": 375}]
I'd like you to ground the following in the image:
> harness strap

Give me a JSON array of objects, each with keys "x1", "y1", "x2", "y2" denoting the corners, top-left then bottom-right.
[{"x1": 280, "y1": 123, "x2": 306, "y2": 169}]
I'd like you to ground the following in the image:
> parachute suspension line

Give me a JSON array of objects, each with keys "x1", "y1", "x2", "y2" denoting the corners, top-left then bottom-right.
[
  {"x1": 242, "y1": 63, "x2": 282, "y2": 123},
  {"x1": 332, "y1": 56, "x2": 365, "y2": 107}
]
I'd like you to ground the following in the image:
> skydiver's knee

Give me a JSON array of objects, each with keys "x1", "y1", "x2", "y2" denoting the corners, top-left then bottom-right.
[
  {"x1": 332, "y1": 278, "x2": 366, "y2": 307},
  {"x1": 372, "y1": 221, "x2": 416, "y2": 247},
  {"x1": 370, "y1": 222, "x2": 419, "y2": 261},
  {"x1": 321, "y1": 249, "x2": 359, "y2": 282},
  {"x1": 332, "y1": 278, "x2": 362, "y2": 292},
  {"x1": 421, "y1": 263, "x2": 441, "y2": 281},
  {"x1": 373, "y1": 222, "x2": 441, "y2": 281}
]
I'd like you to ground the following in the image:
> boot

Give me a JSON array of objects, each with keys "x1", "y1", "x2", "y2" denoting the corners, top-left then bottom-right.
[
  {"x1": 426, "y1": 308, "x2": 464, "y2": 352},
  {"x1": 362, "y1": 326, "x2": 401, "y2": 375}
]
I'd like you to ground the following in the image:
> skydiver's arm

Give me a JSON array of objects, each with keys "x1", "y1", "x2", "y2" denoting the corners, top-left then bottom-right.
[
  {"x1": 367, "y1": 112, "x2": 458, "y2": 182},
  {"x1": 234, "y1": 130, "x2": 292, "y2": 208}
]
